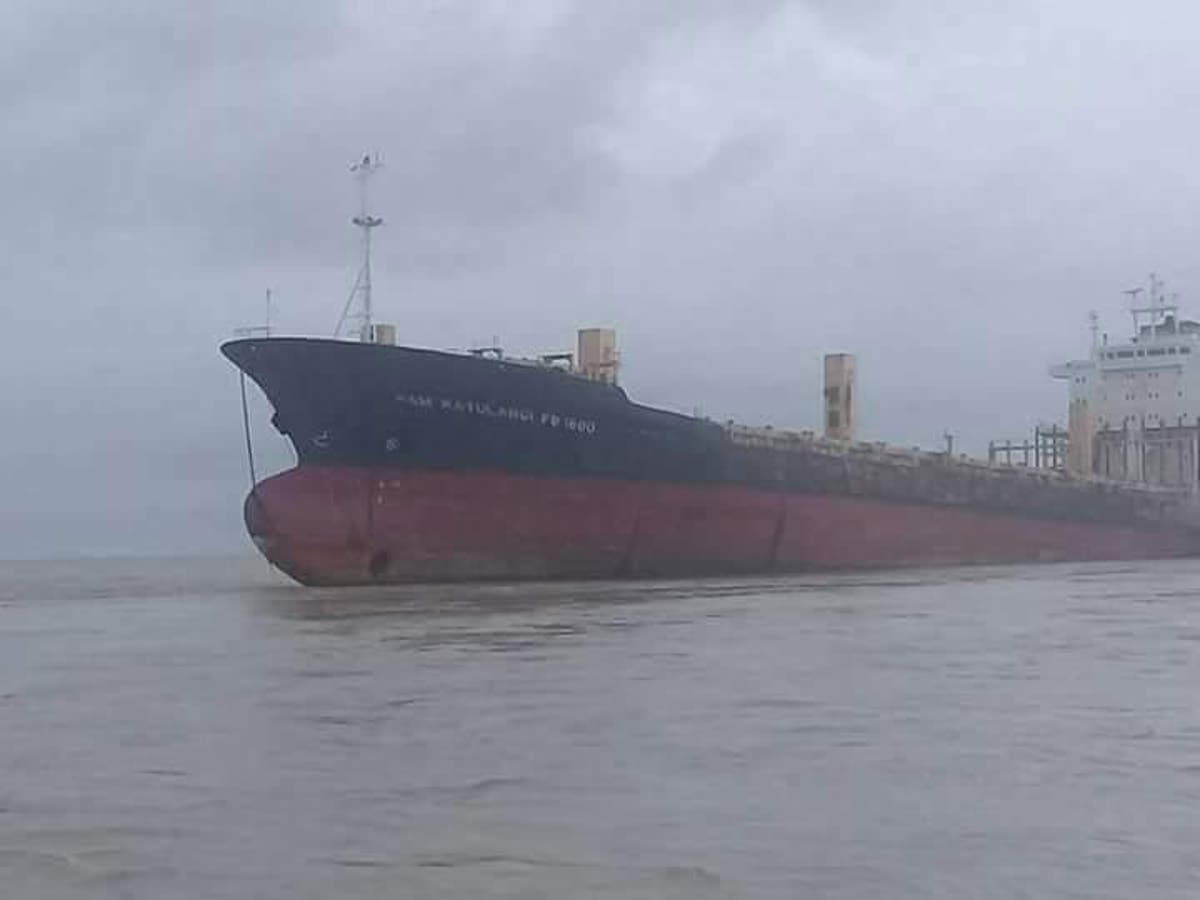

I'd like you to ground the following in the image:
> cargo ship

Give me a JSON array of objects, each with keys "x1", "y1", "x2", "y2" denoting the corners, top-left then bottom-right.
[{"x1": 221, "y1": 160, "x2": 1200, "y2": 585}]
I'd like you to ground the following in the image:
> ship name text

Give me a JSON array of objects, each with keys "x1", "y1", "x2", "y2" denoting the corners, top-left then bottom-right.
[{"x1": 395, "y1": 392, "x2": 598, "y2": 435}]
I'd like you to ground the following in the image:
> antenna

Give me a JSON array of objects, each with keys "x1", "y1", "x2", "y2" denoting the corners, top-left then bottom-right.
[
  {"x1": 1088, "y1": 309, "x2": 1099, "y2": 355},
  {"x1": 1123, "y1": 286, "x2": 1144, "y2": 337},
  {"x1": 233, "y1": 287, "x2": 275, "y2": 338},
  {"x1": 349, "y1": 153, "x2": 383, "y2": 341}
]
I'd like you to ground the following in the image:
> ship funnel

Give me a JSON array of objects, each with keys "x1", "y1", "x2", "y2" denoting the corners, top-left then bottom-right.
[
  {"x1": 824, "y1": 353, "x2": 856, "y2": 441},
  {"x1": 577, "y1": 328, "x2": 619, "y2": 385}
]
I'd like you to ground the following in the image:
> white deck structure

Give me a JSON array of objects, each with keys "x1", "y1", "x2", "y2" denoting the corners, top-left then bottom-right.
[{"x1": 1053, "y1": 276, "x2": 1200, "y2": 486}]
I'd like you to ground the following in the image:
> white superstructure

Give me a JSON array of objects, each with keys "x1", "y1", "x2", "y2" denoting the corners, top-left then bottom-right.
[{"x1": 1053, "y1": 276, "x2": 1200, "y2": 485}]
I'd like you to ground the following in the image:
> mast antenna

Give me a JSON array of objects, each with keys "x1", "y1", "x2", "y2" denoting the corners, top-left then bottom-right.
[
  {"x1": 1088, "y1": 309, "x2": 1099, "y2": 355},
  {"x1": 232, "y1": 286, "x2": 275, "y2": 338},
  {"x1": 349, "y1": 152, "x2": 383, "y2": 341},
  {"x1": 1150, "y1": 272, "x2": 1162, "y2": 340},
  {"x1": 1123, "y1": 286, "x2": 1144, "y2": 336}
]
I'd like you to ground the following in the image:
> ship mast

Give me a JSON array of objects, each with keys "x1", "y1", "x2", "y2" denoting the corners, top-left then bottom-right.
[
  {"x1": 1125, "y1": 273, "x2": 1179, "y2": 344},
  {"x1": 350, "y1": 153, "x2": 383, "y2": 342},
  {"x1": 1124, "y1": 286, "x2": 1144, "y2": 338}
]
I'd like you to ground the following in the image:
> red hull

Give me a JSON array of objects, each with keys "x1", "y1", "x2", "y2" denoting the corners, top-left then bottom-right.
[{"x1": 244, "y1": 466, "x2": 1200, "y2": 585}]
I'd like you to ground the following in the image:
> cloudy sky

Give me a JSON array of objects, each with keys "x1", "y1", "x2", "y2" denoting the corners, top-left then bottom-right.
[{"x1": 4, "y1": 0, "x2": 1200, "y2": 558}]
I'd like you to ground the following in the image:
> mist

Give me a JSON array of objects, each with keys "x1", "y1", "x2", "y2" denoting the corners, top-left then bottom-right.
[{"x1": 3, "y1": 0, "x2": 1197, "y2": 558}]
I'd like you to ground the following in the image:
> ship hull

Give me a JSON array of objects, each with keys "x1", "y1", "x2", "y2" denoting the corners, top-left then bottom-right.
[
  {"x1": 245, "y1": 465, "x2": 1200, "y2": 586},
  {"x1": 222, "y1": 337, "x2": 1200, "y2": 586}
]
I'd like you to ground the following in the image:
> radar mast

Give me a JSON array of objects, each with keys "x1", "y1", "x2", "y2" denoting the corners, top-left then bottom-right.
[{"x1": 336, "y1": 153, "x2": 384, "y2": 340}]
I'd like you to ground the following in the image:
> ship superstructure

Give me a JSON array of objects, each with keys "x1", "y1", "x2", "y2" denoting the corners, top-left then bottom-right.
[{"x1": 1053, "y1": 276, "x2": 1200, "y2": 487}]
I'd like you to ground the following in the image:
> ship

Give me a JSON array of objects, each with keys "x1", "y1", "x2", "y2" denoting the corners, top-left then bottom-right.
[{"x1": 221, "y1": 159, "x2": 1200, "y2": 586}]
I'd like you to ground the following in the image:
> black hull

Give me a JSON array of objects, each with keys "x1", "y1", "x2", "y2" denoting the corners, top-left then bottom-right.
[{"x1": 221, "y1": 337, "x2": 1200, "y2": 534}]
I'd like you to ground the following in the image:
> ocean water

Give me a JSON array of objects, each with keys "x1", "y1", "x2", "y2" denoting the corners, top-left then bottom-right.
[{"x1": 1, "y1": 557, "x2": 1199, "y2": 898}]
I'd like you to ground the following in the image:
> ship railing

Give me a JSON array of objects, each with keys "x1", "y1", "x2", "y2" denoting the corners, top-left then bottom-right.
[{"x1": 721, "y1": 423, "x2": 1200, "y2": 505}]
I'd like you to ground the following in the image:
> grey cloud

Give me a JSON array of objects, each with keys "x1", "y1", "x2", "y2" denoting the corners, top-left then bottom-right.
[{"x1": 24, "y1": 1, "x2": 799, "y2": 263}]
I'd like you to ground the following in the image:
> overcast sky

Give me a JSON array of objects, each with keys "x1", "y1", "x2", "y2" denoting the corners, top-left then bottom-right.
[{"x1": 4, "y1": 0, "x2": 1200, "y2": 558}]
